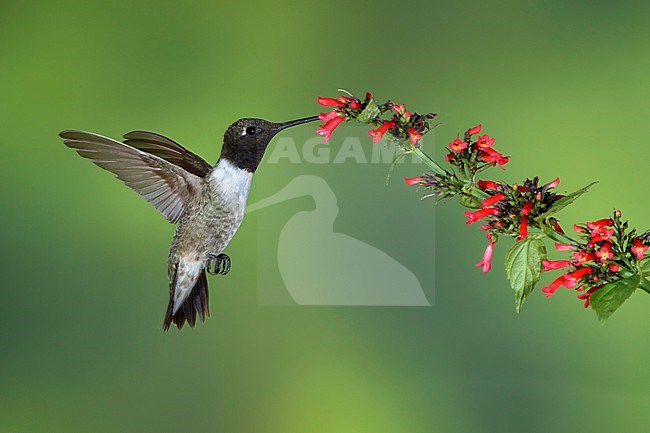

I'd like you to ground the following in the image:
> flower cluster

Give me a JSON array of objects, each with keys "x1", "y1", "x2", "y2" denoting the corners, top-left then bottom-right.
[
  {"x1": 402, "y1": 125, "x2": 515, "y2": 226},
  {"x1": 541, "y1": 211, "x2": 649, "y2": 307},
  {"x1": 402, "y1": 173, "x2": 464, "y2": 199},
  {"x1": 316, "y1": 92, "x2": 436, "y2": 148},
  {"x1": 316, "y1": 94, "x2": 366, "y2": 142},
  {"x1": 463, "y1": 177, "x2": 564, "y2": 271},
  {"x1": 445, "y1": 125, "x2": 509, "y2": 173},
  {"x1": 468, "y1": 177, "x2": 562, "y2": 236}
]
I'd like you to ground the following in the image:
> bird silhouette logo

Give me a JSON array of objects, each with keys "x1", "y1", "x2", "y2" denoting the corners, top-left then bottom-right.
[{"x1": 247, "y1": 175, "x2": 431, "y2": 306}]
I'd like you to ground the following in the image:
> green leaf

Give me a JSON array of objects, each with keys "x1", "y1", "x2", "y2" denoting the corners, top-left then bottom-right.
[
  {"x1": 357, "y1": 97, "x2": 380, "y2": 123},
  {"x1": 504, "y1": 238, "x2": 547, "y2": 313},
  {"x1": 590, "y1": 275, "x2": 641, "y2": 323},
  {"x1": 638, "y1": 277, "x2": 650, "y2": 293},
  {"x1": 539, "y1": 181, "x2": 598, "y2": 219}
]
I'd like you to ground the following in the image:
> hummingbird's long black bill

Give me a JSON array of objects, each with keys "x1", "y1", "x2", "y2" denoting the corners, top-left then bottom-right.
[{"x1": 274, "y1": 115, "x2": 320, "y2": 132}]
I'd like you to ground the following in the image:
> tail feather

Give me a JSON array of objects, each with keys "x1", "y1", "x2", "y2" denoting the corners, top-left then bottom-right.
[{"x1": 163, "y1": 269, "x2": 210, "y2": 331}]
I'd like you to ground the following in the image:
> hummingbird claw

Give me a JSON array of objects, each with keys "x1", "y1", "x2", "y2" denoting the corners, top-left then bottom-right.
[{"x1": 206, "y1": 253, "x2": 231, "y2": 276}]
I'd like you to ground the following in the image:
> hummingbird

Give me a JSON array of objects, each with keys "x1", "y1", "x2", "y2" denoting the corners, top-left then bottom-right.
[{"x1": 60, "y1": 115, "x2": 319, "y2": 330}]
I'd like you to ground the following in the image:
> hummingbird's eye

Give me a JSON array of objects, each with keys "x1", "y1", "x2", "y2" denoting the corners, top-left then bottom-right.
[{"x1": 245, "y1": 126, "x2": 257, "y2": 136}]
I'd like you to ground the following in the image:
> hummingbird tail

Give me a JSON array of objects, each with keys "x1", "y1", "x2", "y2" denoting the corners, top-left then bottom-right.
[{"x1": 163, "y1": 268, "x2": 210, "y2": 331}]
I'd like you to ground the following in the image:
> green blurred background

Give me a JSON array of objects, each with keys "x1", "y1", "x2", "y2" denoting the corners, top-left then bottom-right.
[{"x1": 2, "y1": 0, "x2": 650, "y2": 432}]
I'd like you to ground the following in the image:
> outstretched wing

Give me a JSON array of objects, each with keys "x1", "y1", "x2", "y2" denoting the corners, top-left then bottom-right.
[
  {"x1": 60, "y1": 130, "x2": 203, "y2": 224},
  {"x1": 123, "y1": 131, "x2": 212, "y2": 178}
]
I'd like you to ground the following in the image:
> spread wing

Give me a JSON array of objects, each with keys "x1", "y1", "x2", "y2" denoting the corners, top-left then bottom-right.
[
  {"x1": 123, "y1": 131, "x2": 212, "y2": 177},
  {"x1": 60, "y1": 130, "x2": 204, "y2": 224}
]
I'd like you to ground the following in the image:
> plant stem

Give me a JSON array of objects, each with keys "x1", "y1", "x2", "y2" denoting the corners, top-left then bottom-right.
[
  {"x1": 411, "y1": 147, "x2": 447, "y2": 176},
  {"x1": 411, "y1": 147, "x2": 490, "y2": 200},
  {"x1": 539, "y1": 223, "x2": 580, "y2": 246}
]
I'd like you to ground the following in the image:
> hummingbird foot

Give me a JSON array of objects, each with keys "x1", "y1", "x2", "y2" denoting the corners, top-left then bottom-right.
[{"x1": 206, "y1": 253, "x2": 231, "y2": 276}]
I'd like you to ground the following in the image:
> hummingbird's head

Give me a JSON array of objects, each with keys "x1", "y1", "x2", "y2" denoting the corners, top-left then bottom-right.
[{"x1": 220, "y1": 116, "x2": 319, "y2": 172}]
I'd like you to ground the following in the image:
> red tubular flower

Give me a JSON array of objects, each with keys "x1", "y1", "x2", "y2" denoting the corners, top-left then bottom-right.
[
  {"x1": 548, "y1": 217, "x2": 565, "y2": 235},
  {"x1": 476, "y1": 240, "x2": 496, "y2": 272},
  {"x1": 448, "y1": 138, "x2": 468, "y2": 153},
  {"x1": 367, "y1": 121, "x2": 396, "y2": 144},
  {"x1": 590, "y1": 232, "x2": 614, "y2": 245},
  {"x1": 573, "y1": 224, "x2": 586, "y2": 233},
  {"x1": 518, "y1": 217, "x2": 528, "y2": 240},
  {"x1": 595, "y1": 242, "x2": 614, "y2": 262},
  {"x1": 554, "y1": 243, "x2": 575, "y2": 251},
  {"x1": 475, "y1": 134, "x2": 495, "y2": 150},
  {"x1": 481, "y1": 193, "x2": 506, "y2": 208},
  {"x1": 317, "y1": 96, "x2": 345, "y2": 107},
  {"x1": 577, "y1": 285, "x2": 603, "y2": 308},
  {"x1": 319, "y1": 110, "x2": 340, "y2": 123},
  {"x1": 407, "y1": 127, "x2": 422, "y2": 146},
  {"x1": 542, "y1": 275, "x2": 566, "y2": 298},
  {"x1": 464, "y1": 207, "x2": 499, "y2": 225},
  {"x1": 390, "y1": 103, "x2": 412, "y2": 119},
  {"x1": 572, "y1": 251, "x2": 595, "y2": 263},
  {"x1": 480, "y1": 148, "x2": 509, "y2": 167},
  {"x1": 542, "y1": 259, "x2": 571, "y2": 271},
  {"x1": 588, "y1": 226, "x2": 614, "y2": 244},
  {"x1": 477, "y1": 180, "x2": 499, "y2": 190},
  {"x1": 403, "y1": 176, "x2": 423, "y2": 186},
  {"x1": 544, "y1": 177, "x2": 560, "y2": 189},
  {"x1": 586, "y1": 218, "x2": 614, "y2": 243},
  {"x1": 349, "y1": 100, "x2": 361, "y2": 110},
  {"x1": 466, "y1": 124, "x2": 482, "y2": 136},
  {"x1": 562, "y1": 267, "x2": 592, "y2": 289},
  {"x1": 631, "y1": 238, "x2": 648, "y2": 260},
  {"x1": 521, "y1": 202, "x2": 533, "y2": 216},
  {"x1": 316, "y1": 116, "x2": 345, "y2": 142}
]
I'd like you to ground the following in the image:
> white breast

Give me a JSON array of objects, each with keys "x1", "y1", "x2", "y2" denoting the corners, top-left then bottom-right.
[{"x1": 207, "y1": 159, "x2": 254, "y2": 212}]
